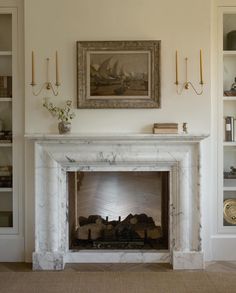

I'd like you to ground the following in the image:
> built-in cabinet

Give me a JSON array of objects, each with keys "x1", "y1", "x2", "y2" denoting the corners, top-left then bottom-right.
[
  {"x1": 0, "y1": 13, "x2": 13, "y2": 229},
  {"x1": 0, "y1": 7, "x2": 21, "y2": 238},
  {"x1": 0, "y1": 2, "x2": 24, "y2": 261},
  {"x1": 218, "y1": 8, "x2": 236, "y2": 232}
]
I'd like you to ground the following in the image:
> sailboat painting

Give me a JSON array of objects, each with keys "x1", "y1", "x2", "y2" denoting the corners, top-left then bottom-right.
[
  {"x1": 77, "y1": 41, "x2": 160, "y2": 108},
  {"x1": 89, "y1": 52, "x2": 149, "y2": 97}
]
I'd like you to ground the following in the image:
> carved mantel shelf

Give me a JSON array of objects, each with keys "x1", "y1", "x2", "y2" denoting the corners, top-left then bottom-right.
[{"x1": 25, "y1": 133, "x2": 208, "y2": 142}]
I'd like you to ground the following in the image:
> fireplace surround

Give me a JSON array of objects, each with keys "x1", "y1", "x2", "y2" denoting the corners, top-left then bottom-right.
[{"x1": 27, "y1": 134, "x2": 207, "y2": 270}]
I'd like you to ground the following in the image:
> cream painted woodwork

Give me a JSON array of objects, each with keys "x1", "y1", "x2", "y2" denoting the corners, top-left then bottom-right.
[
  {"x1": 217, "y1": 8, "x2": 236, "y2": 234},
  {"x1": 0, "y1": 1, "x2": 24, "y2": 262}
]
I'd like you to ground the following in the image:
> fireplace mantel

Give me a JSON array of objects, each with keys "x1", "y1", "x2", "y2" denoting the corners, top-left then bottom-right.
[
  {"x1": 26, "y1": 133, "x2": 208, "y2": 270},
  {"x1": 25, "y1": 133, "x2": 208, "y2": 142}
]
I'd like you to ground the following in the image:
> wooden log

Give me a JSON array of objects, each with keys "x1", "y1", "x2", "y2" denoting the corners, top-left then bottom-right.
[
  {"x1": 130, "y1": 217, "x2": 138, "y2": 225},
  {"x1": 147, "y1": 226, "x2": 162, "y2": 239},
  {"x1": 76, "y1": 214, "x2": 161, "y2": 241},
  {"x1": 79, "y1": 215, "x2": 104, "y2": 226},
  {"x1": 135, "y1": 226, "x2": 161, "y2": 239},
  {"x1": 76, "y1": 222, "x2": 105, "y2": 240}
]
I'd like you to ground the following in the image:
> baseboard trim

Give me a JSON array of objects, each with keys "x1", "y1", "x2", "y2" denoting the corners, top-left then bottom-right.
[
  {"x1": 0, "y1": 236, "x2": 24, "y2": 261},
  {"x1": 211, "y1": 236, "x2": 236, "y2": 260}
]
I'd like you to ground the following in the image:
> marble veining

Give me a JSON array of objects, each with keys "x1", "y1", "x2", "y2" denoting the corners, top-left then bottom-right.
[{"x1": 28, "y1": 134, "x2": 208, "y2": 270}]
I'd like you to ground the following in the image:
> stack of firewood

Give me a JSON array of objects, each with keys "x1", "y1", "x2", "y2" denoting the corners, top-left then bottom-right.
[{"x1": 75, "y1": 214, "x2": 161, "y2": 241}]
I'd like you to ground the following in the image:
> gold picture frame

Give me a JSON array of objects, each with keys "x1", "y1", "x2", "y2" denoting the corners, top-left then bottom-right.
[{"x1": 77, "y1": 40, "x2": 161, "y2": 109}]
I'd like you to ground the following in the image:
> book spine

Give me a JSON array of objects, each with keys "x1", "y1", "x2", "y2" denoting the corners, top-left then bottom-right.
[
  {"x1": 0, "y1": 77, "x2": 3, "y2": 88},
  {"x1": 7, "y1": 76, "x2": 12, "y2": 97},
  {"x1": 153, "y1": 128, "x2": 178, "y2": 131},
  {"x1": 153, "y1": 123, "x2": 178, "y2": 128},
  {"x1": 0, "y1": 76, "x2": 12, "y2": 97},
  {"x1": 234, "y1": 119, "x2": 236, "y2": 141},
  {"x1": 154, "y1": 126, "x2": 178, "y2": 129},
  {"x1": 225, "y1": 116, "x2": 234, "y2": 141},
  {"x1": 231, "y1": 117, "x2": 235, "y2": 141},
  {"x1": 153, "y1": 128, "x2": 178, "y2": 134}
]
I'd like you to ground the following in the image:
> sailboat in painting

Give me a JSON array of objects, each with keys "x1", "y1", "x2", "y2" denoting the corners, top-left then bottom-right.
[{"x1": 90, "y1": 55, "x2": 148, "y2": 97}]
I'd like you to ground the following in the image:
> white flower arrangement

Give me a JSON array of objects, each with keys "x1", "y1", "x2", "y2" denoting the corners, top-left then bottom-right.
[{"x1": 43, "y1": 99, "x2": 76, "y2": 123}]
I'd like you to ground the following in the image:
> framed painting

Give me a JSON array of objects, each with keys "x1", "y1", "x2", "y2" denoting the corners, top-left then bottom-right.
[{"x1": 77, "y1": 40, "x2": 161, "y2": 108}]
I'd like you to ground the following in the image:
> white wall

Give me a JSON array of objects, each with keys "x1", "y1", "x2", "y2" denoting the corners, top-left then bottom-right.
[
  {"x1": 24, "y1": 0, "x2": 213, "y2": 262},
  {"x1": 24, "y1": 0, "x2": 211, "y2": 134}
]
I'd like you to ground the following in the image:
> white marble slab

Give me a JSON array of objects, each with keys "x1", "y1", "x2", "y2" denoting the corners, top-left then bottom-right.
[
  {"x1": 173, "y1": 251, "x2": 205, "y2": 270},
  {"x1": 26, "y1": 133, "x2": 208, "y2": 142},
  {"x1": 66, "y1": 250, "x2": 170, "y2": 264},
  {"x1": 28, "y1": 134, "x2": 208, "y2": 270}
]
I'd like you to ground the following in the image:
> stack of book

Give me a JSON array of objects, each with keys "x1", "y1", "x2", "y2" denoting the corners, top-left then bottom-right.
[
  {"x1": 153, "y1": 123, "x2": 178, "y2": 134},
  {"x1": 0, "y1": 131, "x2": 12, "y2": 143},
  {"x1": 225, "y1": 116, "x2": 235, "y2": 142},
  {"x1": 0, "y1": 165, "x2": 12, "y2": 188}
]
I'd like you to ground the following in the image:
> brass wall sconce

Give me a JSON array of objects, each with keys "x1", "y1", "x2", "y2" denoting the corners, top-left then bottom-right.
[
  {"x1": 175, "y1": 50, "x2": 204, "y2": 95},
  {"x1": 30, "y1": 51, "x2": 60, "y2": 96}
]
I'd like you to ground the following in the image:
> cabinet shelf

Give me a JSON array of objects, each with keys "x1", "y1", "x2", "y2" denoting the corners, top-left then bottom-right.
[
  {"x1": 224, "y1": 179, "x2": 236, "y2": 191},
  {"x1": 223, "y1": 142, "x2": 236, "y2": 146},
  {"x1": 223, "y1": 96, "x2": 236, "y2": 101},
  {"x1": 0, "y1": 143, "x2": 12, "y2": 147},
  {"x1": 223, "y1": 50, "x2": 236, "y2": 56},
  {"x1": 223, "y1": 187, "x2": 236, "y2": 191},
  {"x1": 0, "y1": 51, "x2": 12, "y2": 56},
  {"x1": 0, "y1": 188, "x2": 12, "y2": 192},
  {"x1": 0, "y1": 98, "x2": 12, "y2": 102}
]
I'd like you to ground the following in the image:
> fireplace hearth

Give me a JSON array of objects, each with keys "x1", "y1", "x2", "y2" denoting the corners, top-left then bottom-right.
[{"x1": 28, "y1": 134, "x2": 208, "y2": 270}]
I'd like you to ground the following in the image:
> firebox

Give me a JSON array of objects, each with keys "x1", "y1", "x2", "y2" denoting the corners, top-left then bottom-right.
[{"x1": 68, "y1": 171, "x2": 169, "y2": 250}]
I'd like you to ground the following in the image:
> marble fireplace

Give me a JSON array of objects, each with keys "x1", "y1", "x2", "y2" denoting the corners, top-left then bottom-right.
[{"x1": 28, "y1": 134, "x2": 207, "y2": 270}]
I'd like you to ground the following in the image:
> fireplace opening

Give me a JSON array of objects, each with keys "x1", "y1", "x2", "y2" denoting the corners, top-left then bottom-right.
[{"x1": 68, "y1": 171, "x2": 169, "y2": 250}]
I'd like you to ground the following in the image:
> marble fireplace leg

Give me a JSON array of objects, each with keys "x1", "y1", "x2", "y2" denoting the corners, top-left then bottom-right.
[
  {"x1": 172, "y1": 251, "x2": 204, "y2": 270},
  {"x1": 172, "y1": 150, "x2": 204, "y2": 270},
  {"x1": 33, "y1": 144, "x2": 66, "y2": 270},
  {"x1": 33, "y1": 252, "x2": 65, "y2": 271}
]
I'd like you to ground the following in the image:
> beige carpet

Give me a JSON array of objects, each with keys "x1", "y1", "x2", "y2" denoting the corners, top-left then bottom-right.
[{"x1": 0, "y1": 272, "x2": 236, "y2": 293}]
